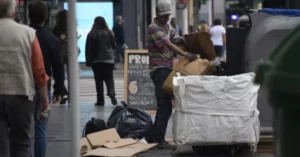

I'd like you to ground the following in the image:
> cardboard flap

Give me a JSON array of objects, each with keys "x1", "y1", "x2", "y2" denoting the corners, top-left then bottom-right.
[
  {"x1": 82, "y1": 143, "x2": 157, "y2": 157},
  {"x1": 103, "y1": 138, "x2": 138, "y2": 149},
  {"x1": 122, "y1": 143, "x2": 157, "y2": 152},
  {"x1": 86, "y1": 128, "x2": 121, "y2": 148},
  {"x1": 80, "y1": 137, "x2": 92, "y2": 155}
]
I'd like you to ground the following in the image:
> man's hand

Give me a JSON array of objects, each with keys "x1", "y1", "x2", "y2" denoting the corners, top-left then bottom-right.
[
  {"x1": 52, "y1": 94, "x2": 61, "y2": 104},
  {"x1": 185, "y1": 53, "x2": 198, "y2": 62}
]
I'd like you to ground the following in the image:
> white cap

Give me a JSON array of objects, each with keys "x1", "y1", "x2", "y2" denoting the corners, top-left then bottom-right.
[{"x1": 156, "y1": 2, "x2": 172, "y2": 16}]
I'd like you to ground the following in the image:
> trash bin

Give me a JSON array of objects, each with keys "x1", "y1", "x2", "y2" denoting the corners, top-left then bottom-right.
[
  {"x1": 255, "y1": 10, "x2": 300, "y2": 157},
  {"x1": 244, "y1": 9, "x2": 300, "y2": 131}
]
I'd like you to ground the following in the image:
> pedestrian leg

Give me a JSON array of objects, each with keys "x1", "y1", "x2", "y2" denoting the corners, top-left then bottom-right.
[
  {"x1": 92, "y1": 63, "x2": 105, "y2": 106},
  {"x1": 150, "y1": 68, "x2": 174, "y2": 149},
  {"x1": 103, "y1": 63, "x2": 117, "y2": 105},
  {"x1": 60, "y1": 58, "x2": 68, "y2": 104},
  {"x1": 0, "y1": 96, "x2": 9, "y2": 157},
  {"x1": 5, "y1": 96, "x2": 35, "y2": 157},
  {"x1": 34, "y1": 89, "x2": 48, "y2": 157}
]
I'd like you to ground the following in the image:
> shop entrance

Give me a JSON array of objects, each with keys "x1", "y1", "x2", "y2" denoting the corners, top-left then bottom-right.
[{"x1": 64, "y1": 2, "x2": 113, "y2": 63}]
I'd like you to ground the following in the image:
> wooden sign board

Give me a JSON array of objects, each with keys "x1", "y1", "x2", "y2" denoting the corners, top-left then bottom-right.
[{"x1": 124, "y1": 50, "x2": 157, "y2": 110}]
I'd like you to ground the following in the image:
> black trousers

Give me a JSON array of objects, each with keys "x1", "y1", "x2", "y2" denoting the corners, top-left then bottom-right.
[
  {"x1": 150, "y1": 68, "x2": 172, "y2": 142},
  {"x1": 0, "y1": 95, "x2": 35, "y2": 157},
  {"x1": 92, "y1": 62, "x2": 115, "y2": 104}
]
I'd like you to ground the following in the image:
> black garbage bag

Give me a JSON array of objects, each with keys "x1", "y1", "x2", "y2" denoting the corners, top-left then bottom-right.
[{"x1": 107, "y1": 101, "x2": 153, "y2": 140}]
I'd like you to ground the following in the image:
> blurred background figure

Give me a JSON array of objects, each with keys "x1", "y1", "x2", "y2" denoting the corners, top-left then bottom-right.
[
  {"x1": 237, "y1": 15, "x2": 251, "y2": 28},
  {"x1": 112, "y1": 15, "x2": 126, "y2": 68},
  {"x1": 210, "y1": 18, "x2": 226, "y2": 58},
  {"x1": 52, "y1": 9, "x2": 69, "y2": 104},
  {"x1": 28, "y1": 1, "x2": 65, "y2": 157},
  {"x1": 197, "y1": 20, "x2": 209, "y2": 32},
  {"x1": 170, "y1": 18, "x2": 182, "y2": 36},
  {"x1": 85, "y1": 16, "x2": 118, "y2": 106}
]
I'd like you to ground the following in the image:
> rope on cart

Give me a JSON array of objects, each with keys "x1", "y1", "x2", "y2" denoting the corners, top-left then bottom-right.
[{"x1": 258, "y1": 8, "x2": 300, "y2": 17}]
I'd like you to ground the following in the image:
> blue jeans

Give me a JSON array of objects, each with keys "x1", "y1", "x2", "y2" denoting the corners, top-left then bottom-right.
[{"x1": 33, "y1": 88, "x2": 51, "y2": 157}]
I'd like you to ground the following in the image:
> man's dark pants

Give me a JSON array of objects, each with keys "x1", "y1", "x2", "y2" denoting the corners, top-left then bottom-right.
[
  {"x1": 0, "y1": 95, "x2": 35, "y2": 157},
  {"x1": 115, "y1": 45, "x2": 124, "y2": 63},
  {"x1": 150, "y1": 68, "x2": 172, "y2": 142}
]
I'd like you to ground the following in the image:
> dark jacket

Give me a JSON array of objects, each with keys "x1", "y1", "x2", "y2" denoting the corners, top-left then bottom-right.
[
  {"x1": 85, "y1": 30, "x2": 116, "y2": 66},
  {"x1": 112, "y1": 23, "x2": 125, "y2": 45},
  {"x1": 30, "y1": 24, "x2": 65, "y2": 95},
  {"x1": 52, "y1": 25, "x2": 81, "y2": 61}
]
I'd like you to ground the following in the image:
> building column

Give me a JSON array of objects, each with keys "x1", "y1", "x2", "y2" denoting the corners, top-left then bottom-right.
[{"x1": 188, "y1": 0, "x2": 194, "y2": 33}]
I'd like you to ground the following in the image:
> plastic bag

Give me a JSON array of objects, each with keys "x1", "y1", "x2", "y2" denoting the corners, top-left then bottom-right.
[{"x1": 107, "y1": 101, "x2": 153, "y2": 140}]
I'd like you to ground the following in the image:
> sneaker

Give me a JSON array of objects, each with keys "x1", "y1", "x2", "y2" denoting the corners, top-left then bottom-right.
[
  {"x1": 108, "y1": 93, "x2": 118, "y2": 105},
  {"x1": 60, "y1": 95, "x2": 68, "y2": 105},
  {"x1": 94, "y1": 102, "x2": 104, "y2": 106}
]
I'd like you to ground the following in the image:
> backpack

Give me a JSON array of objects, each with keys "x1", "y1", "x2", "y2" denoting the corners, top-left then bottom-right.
[{"x1": 82, "y1": 118, "x2": 107, "y2": 137}]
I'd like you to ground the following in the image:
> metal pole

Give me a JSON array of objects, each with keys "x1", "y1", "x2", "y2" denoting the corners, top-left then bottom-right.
[{"x1": 67, "y1": 0, "x2": 80, "y2": 157}]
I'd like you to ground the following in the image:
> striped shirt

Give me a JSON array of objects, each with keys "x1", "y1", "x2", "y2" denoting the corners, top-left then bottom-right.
[{"x1": 148, "y1": 18, "x2": 177, "y2": 72}]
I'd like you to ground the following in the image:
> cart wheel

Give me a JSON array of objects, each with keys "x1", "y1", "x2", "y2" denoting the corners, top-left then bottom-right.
[
  {"x1": 229, "y1": 146, "x2": 236, "y2": 157},
  {"x1": 192, "y1": 146, "x2": 203, "y2": 154}
]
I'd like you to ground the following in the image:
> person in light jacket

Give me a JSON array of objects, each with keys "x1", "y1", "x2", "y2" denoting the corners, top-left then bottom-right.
[
  {"x1": 0, "y1": 0, "x2": 49, "y2": 156},
  {"x1": 85, "y1": 16, "x2": 118, "y2": 106}
]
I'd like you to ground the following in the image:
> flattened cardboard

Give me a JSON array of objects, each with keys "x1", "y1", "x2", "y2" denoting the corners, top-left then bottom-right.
[
  {"x1": 80, "y1": 137, "x2": 92, "y2": 155},
  {"x1": 82, "y1": 143, "x2": 157, "y2": 157},
  {"x1": 86, "y1": 128, "x2": 121, "y2": 148},
  {"x1": 103, "y1": 138, "x2": 138, "y2": 149}
]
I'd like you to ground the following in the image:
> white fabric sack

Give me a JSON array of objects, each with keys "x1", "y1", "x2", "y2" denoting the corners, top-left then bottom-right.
[{"x1": 172, "y1": 73, "x2": 260, "y2": 150}]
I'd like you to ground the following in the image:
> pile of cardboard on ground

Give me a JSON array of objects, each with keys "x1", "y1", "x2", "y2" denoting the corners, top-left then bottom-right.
[{"x1": 80, "y1": 128, "x2": 157, "y2": 157}]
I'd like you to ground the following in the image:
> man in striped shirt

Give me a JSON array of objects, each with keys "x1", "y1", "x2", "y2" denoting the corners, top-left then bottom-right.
[{"x1": 147, "y1": 2, "x2": 197, "y2": 149}]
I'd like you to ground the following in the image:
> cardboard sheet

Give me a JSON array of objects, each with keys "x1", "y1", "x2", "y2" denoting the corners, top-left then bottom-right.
[
  {"x1": 80, "y1": 137, "x2": 92, "y2": 155},
  {"x1": 103, "y1": 138, "x2": 138, "y2": 149},
  {"x1": 83, "y1": 143, "x2": 157, "y2": 157},
  {"x1": 86, "y1": 128, "x2": 121, "y2": 148}
]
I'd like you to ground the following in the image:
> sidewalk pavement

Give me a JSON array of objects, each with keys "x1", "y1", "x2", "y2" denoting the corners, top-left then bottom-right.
[{"x1": 46, "y1": 71, "x2": 273, "y2": 157}]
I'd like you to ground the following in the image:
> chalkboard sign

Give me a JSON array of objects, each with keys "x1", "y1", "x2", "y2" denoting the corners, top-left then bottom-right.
[{"x1": 124, "y1": 50, "x2": 157, "y2": 110}]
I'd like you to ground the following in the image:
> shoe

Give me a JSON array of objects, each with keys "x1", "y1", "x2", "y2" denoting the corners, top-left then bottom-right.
[
  {"x1": 94, "y1": 102, "x2": 104, "y2": 106},
  {"x1": 108, "y1": 93, "x2": 118, "y2": 105},
  {"x1": 60, "y1": 95, "x2": 68, "y2": 104},
  {"x1": 156, "y1": 141, "x2": 177, "y2": 150}
]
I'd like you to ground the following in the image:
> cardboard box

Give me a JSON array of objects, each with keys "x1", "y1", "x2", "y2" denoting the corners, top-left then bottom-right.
[
  {"x1": 163, "y1": 58, "x2": 216, "y2": 97},
  {"x1": 182, "y1": 32, "x2": 216, "y2": 61},
  {"x1": 81, "y1": 128, "x2": 157, "y2": 157}
]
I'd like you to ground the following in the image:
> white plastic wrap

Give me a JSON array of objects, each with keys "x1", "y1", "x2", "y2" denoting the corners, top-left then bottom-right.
[{"x1": 172, "y1": 73, "x2": 260, "y2": 150}]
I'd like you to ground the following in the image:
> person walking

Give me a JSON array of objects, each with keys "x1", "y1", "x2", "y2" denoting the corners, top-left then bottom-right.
[
  {"x1": 170, "y1": 18, "x2": 182, "y2": 36},
  {"x1": 147, "y1": 2, "x2": 197, "y2": 149},
  {"x1": 52, "y1": 9, "x2": 69, "y2": 104},
  {"x1": 85, "y1": 16, "x2": 118, "y2": 106},
  {"x1": 112, "y1": 15, "x2": 126, "y2": 65},
  {"x1": 28, "y1": 1, "x2": 65, "y2": 157},
  {"x1": 210, "y1": 18, "x2": 226, "y2": 58},
  {"x1": 0, "y1": 0, "x2": 49, "y2": 157}
]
